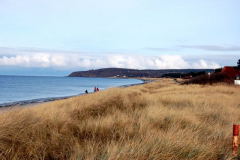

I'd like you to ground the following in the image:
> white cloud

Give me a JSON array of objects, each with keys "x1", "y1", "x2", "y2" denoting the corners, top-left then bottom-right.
[
  {"x1": 0, "y1": 53, "x2": 220, "y2": 69},
  {"x1": 192, "y1": 59, "x2": 220, "y2": 69}
]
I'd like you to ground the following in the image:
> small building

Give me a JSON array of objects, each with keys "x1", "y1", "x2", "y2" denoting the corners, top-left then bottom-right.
[
  {"x1": 182, "y1": 75, "x2": 192, "y2": 79},
  {"x1": 234, "y1": 75, "x2": 240, "y2": 85}
]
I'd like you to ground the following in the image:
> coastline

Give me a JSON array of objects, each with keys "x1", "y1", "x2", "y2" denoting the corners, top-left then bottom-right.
[
  {"x1": 0, "y1": 95, "x2": 78, "y2": 108},
  {"x1": 0, "y1": 78, "x2": 155, "y2": 108}
]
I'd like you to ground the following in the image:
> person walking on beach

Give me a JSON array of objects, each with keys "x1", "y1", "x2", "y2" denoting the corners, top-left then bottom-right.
[
  {"x1": 97, "y1": 87, "x2": 99, "y2": 91},
  {"x1": 94, "y1": 87, "x2": 97, "y2": 92},
  {"x1": 85, "y1": 90, "x2": 88, "y2": 94}
]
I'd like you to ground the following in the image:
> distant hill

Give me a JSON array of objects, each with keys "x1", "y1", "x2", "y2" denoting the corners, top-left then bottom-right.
[{"x1": 68, "y1": 68, "x2": 214, "y2": 78}]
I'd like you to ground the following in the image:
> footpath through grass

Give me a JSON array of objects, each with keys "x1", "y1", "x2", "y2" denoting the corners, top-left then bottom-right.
[{"x1": 0, "y1": 79, "x2": 239, "y2": 159}]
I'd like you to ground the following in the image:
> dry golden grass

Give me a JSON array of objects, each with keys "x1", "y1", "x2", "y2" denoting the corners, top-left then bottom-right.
[{"x1": 0, "y1": 79, "x2": 240, "y2": 160}]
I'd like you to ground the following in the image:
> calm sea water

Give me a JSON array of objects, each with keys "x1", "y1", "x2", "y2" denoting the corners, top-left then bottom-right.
[{"x1": 0, "y1": 76, "x2": 142, "y2": 104}]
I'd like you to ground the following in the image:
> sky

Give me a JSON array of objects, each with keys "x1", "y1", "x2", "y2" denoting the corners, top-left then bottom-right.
[{"x1": 0, "y1": 0, "x2": 239, "y2": 76}]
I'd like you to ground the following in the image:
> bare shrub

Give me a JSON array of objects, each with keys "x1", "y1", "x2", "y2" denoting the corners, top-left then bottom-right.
[{"x1": 183, "y1": 72, "x2": 233, "y2": 85}]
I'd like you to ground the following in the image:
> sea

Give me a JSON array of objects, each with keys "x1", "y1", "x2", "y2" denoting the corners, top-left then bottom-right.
[{"x1": 0, "y1": 75, "x2": 143, "y2": 105}]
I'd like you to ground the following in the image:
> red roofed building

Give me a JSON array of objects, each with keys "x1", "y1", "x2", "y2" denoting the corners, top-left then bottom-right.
[
  {"x1": 221, "y1": 66, "x2": 240, "y2": 79},
  {"x1": 182, "y1": 75, "x2": 192, "y2": 79}
]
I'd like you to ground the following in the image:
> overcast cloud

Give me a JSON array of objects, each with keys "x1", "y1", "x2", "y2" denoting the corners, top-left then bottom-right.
[
  {"x1": 178, "y1": 45, "x2": 240, "y2": 51},
  {"x1": 147, "y1": 45, "x2": 240, "y2": 52}
]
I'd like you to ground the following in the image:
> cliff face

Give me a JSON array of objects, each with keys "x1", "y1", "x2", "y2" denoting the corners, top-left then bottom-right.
[{"x1": 68, "y1": 68, "x2": 214, "y2": 78}]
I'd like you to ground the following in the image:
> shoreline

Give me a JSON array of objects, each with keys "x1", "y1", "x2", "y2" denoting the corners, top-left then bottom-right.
[{"x1": 0, "y1": 78, "x2": 155, "y2": 108}]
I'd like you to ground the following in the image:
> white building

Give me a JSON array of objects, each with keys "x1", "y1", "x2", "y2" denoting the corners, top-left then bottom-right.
[{"x1": 234, "y1": 75, "x2": 240, "y2": 85}]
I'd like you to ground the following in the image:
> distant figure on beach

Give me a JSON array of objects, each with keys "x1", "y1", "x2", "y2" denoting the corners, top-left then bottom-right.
[
  {"x1": 85, "y1": 90, "x2": 88, "y2": 94},
  {"x1": 97, "y1": 87, "x2": 99, "y2": 91},
  {"x1": 94, "y1": 87, "x2": 97, "y2": 92}
]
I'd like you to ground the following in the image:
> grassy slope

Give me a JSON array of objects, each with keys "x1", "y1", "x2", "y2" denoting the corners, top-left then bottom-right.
[{"x1": 0, "y1": 79, "x2": 240, "y2": 160}]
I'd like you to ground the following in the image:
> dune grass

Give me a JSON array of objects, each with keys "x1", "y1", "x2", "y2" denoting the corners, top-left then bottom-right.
[{"x1": 0, "y1": 79, "x2": 240, "y2": 159}]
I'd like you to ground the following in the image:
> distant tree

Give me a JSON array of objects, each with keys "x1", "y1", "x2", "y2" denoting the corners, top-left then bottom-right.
[
  {"x1": 238, "y1": 59, "x2": 240, "y2": 68},
  {"x1": 214, "y1": 68, "x2": 222, "y2": 73}
]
